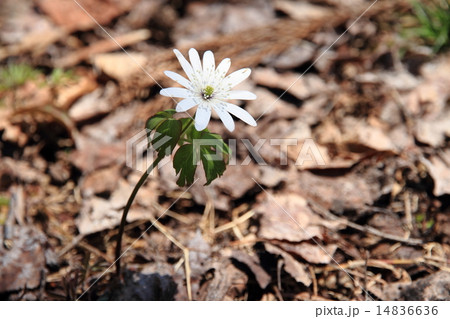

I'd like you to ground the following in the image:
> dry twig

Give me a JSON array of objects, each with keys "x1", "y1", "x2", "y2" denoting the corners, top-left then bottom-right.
[
  {"x1": 148, "y1": 216, "x2": 192, "y2": 301},
  {"x1": 309, "y1": 201, "x2": 423, "y2": 245}
]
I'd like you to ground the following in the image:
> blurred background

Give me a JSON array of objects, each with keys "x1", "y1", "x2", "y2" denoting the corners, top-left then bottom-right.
[{"x1": 0, "y1": 0, "x2": 449, "y2": 300}]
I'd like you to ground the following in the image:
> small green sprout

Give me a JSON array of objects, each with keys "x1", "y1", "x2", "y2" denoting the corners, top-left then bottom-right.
[
  {"x1": 405, "y1": 0, "x2": 450, "y2": 53},
  {"x1": 0, "y1": 63, "x2": 42, "y2": 90},
  {"x1": 49, "y1": 68, "x2": 77, "y2": 85}
]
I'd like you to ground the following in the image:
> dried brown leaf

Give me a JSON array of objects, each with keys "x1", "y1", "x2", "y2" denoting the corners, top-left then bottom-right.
[
  {"x1": 422, "y1": 151, "x2": 450, "y2": 196},
  {"x1": 230, "y1": 250, "x2": 271, "y2": 289},
  {"x1": 296, "y1": 170, "x2": 378, "y2": 213},
  {"x1": 253, "y1": 68, "x2": 330, "y2": 101},
  {"x1": 265, "y1": 243, "x2": 311, "y2": 286},
  {"x1": 254, "y1": 192, "x2": 325, "y2": 242},
  {"x1": 382, "y1": 271, "x2": 450, "y2": 301},
  {"x1": 93, "y1": 52, "x2": 149, "y2": 81},
  {"x1": 0, "y1": 226, "x2": 47, "y2": 295},
  {"x1": 36, "y1": 0, "x2": 139, "y2": 32},
  {"x1": 274, "y1": 241, "x2": 338, "y2": 264}
]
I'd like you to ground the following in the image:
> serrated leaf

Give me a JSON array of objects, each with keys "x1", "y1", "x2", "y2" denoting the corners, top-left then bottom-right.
[
  {"x1": 201, "y1": 147, "x2": 226, "y2": 185},
  {"x1": 168, "y1": 118, "x2": 231, "y2": 186},
  {"x1": 180, "y1": 119, "x2": 202, "y2": 143},
  {"x1": 151, "y1": 118, "x2": 182, "y2": 157},
  {"x1": 173, "y1": 144, "x2": 196, "y2": 187},
  {"x1": 178, "y1": 118, "x2": 195, "y2": 145},
  {"x1": 180, "y1": 118, "x2": 192, "y2": 132},
  {"x1": 146, "y1": 109, "x2": 177, "y2": 131},
  {"x1": 201, "y1": 132, "x2": 231, "y2": 158}
]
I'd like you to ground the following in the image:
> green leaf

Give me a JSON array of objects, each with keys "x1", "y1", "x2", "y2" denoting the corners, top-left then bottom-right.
[
  {"x1": 172, "y1": 127, "x2": 231, "y2": 186},
  {"x1": 146, "y1": 109, "x2": 177, "y2": 132},
  {"x1": 151, "y1": 118, "x2": 182, "y2": 157},
  {"x1": 201, "y1": 132, "x2": 231, "y2": 158},
  {"x1": 177, "y1": 118, "x2": 194, "y2": 145},
  {"x1": 201, "y1": 147, "x2": 226, "y2": 185},
  {"x1": 173, "y1": 144, "x2": 196, "y2": 187},
  {"x1": 196, "y1": 131, "x2": 229, "y2": 185},
  {"x1": 180, "y1": 118, "x2": 192, "y2": 132},
  {"x1": 181, "y1": 119, "x2": 202, "y2": 143}
]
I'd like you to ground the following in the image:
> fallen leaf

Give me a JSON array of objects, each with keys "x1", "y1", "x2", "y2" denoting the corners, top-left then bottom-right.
[
  {"x1": 341, "y1": 117, "x2": 397, "y2": 152},
  {"x1": 76, "y1": 174, "x2": 159, "y2": 235},
  {"x1": 230, "y1": 250, "x2": 271, "y2": 289},
  {"x1": 367, "y1": 213, "x2": 406, "y2": 238},
  {"x1": 68, "y1": 82, "x2": 117, "y2": 122},
  {"x1": 269, "y1": 41, "x2": 316, "y2": 70},
  {"x1": 200, "y1": 260, "x2": 248, "y2": 301},
  {"x1": 274, "y1": 241, "x2": 338, "y2": 264},
  {"x1": 295, "y1": 170, "x2": 378, "y2": 213},
  {"x1": 174, "y1": 1, "x2": 275, "y2": 46},
  {"x1": 422, "y1": 151, "x2": 450, "y2": 196},
  {"x1": 188, "y1": 230, "x2": 212, "y2": 277},
  {"x1": 57, "y1": 30, "x2": 151, "y2": 68},
  {"x1": 1, "y1": 122, "x2": 29, "y2": 147},
  {"x1": 36, "y1": 0, "x2": 139, "y2": 32},
  {"x1": 93, "y1": 52, "x2": 149, "y2": 81},
  {"x1": 265, "y1": 243, "x2": 311, "y2": 286},
  {"x1": 355, "y1": 70, "x2": 420, "y2": 91},
  {"x1": 76, "y1": 197, "x2": 154, "y2": 235},
  {"x1": 80, "y1": 165, "x2": 121, "y2": 197},
  {"x1": 121, "y1": 0, "x2": 165, "y2": 29},
  {"x1": 382, "y1": 271, "x2": 450, "y2": 301},
  {"x1": 274, "y1": 0, "x2": 331, "y2": 21},
  {"x1": 254, "y1": 192, "x2": 324, "y2": 242},
  {"x1": 253, "y1": 68, "x2": 331, "y2": 101},
  {"x1": 70, "y1": 139, "x2": 125, "y2": 173},
  {"x1": 213, "y1": 163, "x2": 259, "y2": 198},
  {"x1": 188, "y1": 162, "x2": 259, "y2": 212},
  {"x1": 255, "y1": 166, "x2": 289, "y2": 188},
  {"x1": 245, "y1": 87, "x2": 298, "y2": 119},
  {"x1": 221, "y1": 2, "x2": 275, "y2": 34},
  {"x1": 0, "y1": 226, "x2": 47, "y2": 295},
  {"x1": 55, "y1": 72, "x2": 98, "y2": 109},
  {"x1": 0, "y1": 158, "x2": 50, "y2": 185},
  {"x1": 414, "y1": 110, "x2": 450, "y2": 147},
  {"x1": 0, "y1": 0, "x2": 65, "y2": 60}
]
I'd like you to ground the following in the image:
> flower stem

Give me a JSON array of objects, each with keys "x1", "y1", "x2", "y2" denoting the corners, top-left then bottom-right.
[
  {"x1": 180, "y1": 117, "x2": 194, "y2": 136},
  {"x1": 115, "y1": 155, "x2": 164, "y2": 277}
]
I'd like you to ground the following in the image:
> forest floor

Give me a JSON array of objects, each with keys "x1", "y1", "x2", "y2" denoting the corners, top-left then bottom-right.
[{"x1": 0, "y1": 0, "x2": 449, "y2": 300}]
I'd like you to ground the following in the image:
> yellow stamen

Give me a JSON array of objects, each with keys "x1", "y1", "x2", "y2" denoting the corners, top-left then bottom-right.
[{"x1": 203, "y1": 85, "x2": 214, "y2": 99}]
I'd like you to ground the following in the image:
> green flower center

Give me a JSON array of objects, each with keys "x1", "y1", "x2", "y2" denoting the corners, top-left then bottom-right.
[{"x1": 202, "y1": 85, "x2": 214, "y2": 100}]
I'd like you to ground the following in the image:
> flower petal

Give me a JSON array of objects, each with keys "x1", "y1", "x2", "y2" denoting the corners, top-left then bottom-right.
[
  {"x1": 194, "y1": 103, "x2": 212, "y2": 131},
  {"x1": 202, "y1": 50, "x2": 215, "y2": 85},
  {"x1": 164, "y1": 71, "x2": 193, "y2": 90},
  {"x1": 224, "y1": 102, "x2": 257, "y2": 127},
  {"x1": 203, "y1": 51, "x2": 215, "y2": 74},
  {"x1": 160, "y1": 87, "x2": 192, "y2": 98},
  {"x1": 219, "y1": 68, "x2": 251, "y2": 91},
  {"x1": 219, "y1": 90, "x2": 257, "y2": 100},
  {"x1": 173, "y1": 49, "x2": 194, "y2": 82},
  {"x1": 189, "y1": 48, "x2": 202, "y2": 78},
  {"x1": 213, "y1": 103, "x2": 235, "y2": 132},
  {"x1": 176, "y1": 98, "x2": 199, "y2": 112},
  {"x1": 213, "y1": 58, "x2": 231, "y2": 86}
]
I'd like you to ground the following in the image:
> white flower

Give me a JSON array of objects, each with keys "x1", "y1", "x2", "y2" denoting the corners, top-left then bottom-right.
[{"x1": 160, "y1": 48, "x2": 257, "y2": 132}]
